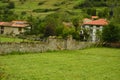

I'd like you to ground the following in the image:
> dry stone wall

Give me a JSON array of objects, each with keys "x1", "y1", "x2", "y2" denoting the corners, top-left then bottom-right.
[{"x1": 0, "y1": 36, "x2": 93, "y2": 54}]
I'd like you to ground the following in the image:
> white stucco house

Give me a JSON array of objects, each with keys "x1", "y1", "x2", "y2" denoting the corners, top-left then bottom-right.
[{"x1": 81, "y1": 16, "x2": 108, "y2": 42}]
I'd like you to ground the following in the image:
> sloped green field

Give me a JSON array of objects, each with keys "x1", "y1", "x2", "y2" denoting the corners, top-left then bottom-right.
[{"x1": 0, "y1": 0, "x2": 84, "y2": 17}]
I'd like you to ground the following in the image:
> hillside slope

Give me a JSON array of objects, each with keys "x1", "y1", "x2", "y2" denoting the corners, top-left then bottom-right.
[{"x1": 0, "y1": 0, "x2": 84, "y2": 18}]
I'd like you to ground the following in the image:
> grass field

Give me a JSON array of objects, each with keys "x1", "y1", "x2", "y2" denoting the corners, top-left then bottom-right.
[
  {"x1": 0, "y1": 48, "x2": 120, "y2": 80},
  {"x1": 0, "y1": 37, "x2": 23, "y2": 42},
  {"x1": 0, "y1": 36, "x2": 30, "y2": 42}
]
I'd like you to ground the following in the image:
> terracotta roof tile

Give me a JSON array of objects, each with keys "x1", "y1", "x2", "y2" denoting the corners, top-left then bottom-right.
[
  {"x1": 83, "y1": 19, "x2": 108, "y2": 26},
  {"x1": 0, "y1": 21, "x2": 29, "y2": 27},
  {"x1": 0, "y1": 22, "x2": 12, "y2": 26}
]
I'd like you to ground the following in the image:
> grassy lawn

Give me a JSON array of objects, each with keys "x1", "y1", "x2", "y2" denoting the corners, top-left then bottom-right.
[
  {"x1": 0, "y1": 48, "x2": 120, "y2": 80},
  {"x1": 0, "y1": 37, "x2": 23, "y2": 42},
  {"x1": 0, "y1": 36, "x2": 30, "y2": 42}
]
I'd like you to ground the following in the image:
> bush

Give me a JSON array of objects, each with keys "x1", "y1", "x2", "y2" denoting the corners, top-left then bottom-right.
[
  {"x1": 102, "y1": 22, "x2": 120, "y2": 42},
  {"x1": 44, "y1": 24, "x2": 56, "y2": 37}
]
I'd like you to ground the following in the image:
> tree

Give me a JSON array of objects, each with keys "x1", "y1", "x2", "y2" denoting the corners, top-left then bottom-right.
[
  {"x1": 62, "y1": 27, "x2": 75, "y2": 39},
  {"x1": 102, "y1": 22, "x2": 120, "y2": 42},
  {"x1": 86, "y1": 8, "x2": 96, "y2": 16},
  {"x1": 112, "y1": 7, "x2": 120, "y2": 23},
  {"x1": 27, "y1": 16, "x2": 45, "y2": 35},
  {"x1": 7, "y1": 2, "x2": 15, "y2": 9},
  {"x1": 72, "y1": 18, "x2": 79, "y2": 31},
  {"x1": 43, "y1": 12, "x2": 71, "y2": 37},
  {"x1": 98, "y1": 8, "x2": 109, "y2": 18},
  {"x1": 44, "y1": 24, "x2": 56, "y2": 37}
]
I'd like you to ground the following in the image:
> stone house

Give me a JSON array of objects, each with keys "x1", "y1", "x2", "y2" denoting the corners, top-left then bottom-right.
[
  {"x1": 0, "y1": 21, "x2": 29, "y2": 35},
  {"x1": 81, "y1": 16, "x2": 108, "y2": 42}
]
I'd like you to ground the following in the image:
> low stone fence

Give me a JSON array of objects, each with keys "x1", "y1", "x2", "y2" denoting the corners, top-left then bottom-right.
[
  {"x1": 103, "y1": 42, "x2": 120, "y2": 48},
  {"x1": 0, "y1": 37, "x2": 93, "y2": 54}
]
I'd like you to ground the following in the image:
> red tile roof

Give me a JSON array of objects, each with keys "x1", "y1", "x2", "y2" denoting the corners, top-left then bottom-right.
[
  {"x1": 11, "y1": 21, "x2": 28, "y2": 27},
  {"x1": 0, "y1": 22, "x2": 12, "y2": 26},
  {"x1": 0, "y1": 21, "x2": 29, "y2": 28},
  {"x1": 83, "y1": 19, "x2": 108, "y2": 26}
]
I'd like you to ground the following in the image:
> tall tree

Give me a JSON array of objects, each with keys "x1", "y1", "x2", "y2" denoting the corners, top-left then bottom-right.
[{"x1": 72, "y1": 18, "x2": 79, "y2": 31}]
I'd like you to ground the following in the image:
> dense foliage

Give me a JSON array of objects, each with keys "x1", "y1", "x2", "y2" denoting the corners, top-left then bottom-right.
[{"x1": 102, "y1": 23, "x2": 120, "y2": 42}]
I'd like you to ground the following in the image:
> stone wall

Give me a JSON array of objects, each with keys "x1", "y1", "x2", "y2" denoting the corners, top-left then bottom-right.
[{"x1": 0, "y1": 36, "x2": 93, "y2": 54}]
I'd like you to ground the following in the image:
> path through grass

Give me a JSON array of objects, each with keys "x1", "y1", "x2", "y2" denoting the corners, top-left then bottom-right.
[{"x1": 0, "y1": 48, "x2": 120, "y2": 80}]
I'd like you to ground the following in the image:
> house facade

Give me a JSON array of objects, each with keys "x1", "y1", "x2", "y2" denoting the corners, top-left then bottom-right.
[
  {"x1": 81, "y1": 16, "x2": 108, "y2": 42},
  {"x1": 0, "y1": 21, "x2": 29, "y2": 35}
]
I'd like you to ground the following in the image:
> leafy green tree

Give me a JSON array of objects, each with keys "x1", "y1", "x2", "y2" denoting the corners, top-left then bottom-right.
[
  {"x1": 102, "y1": 22, "x2": 120, "y2": 42},
  {"x1": 98, "y1": 8, "x2": 109, "y2": 18},
  {"x1": 86, "y1": 8, "x2": 96, "y2": 16},
  {"x1": 7, "y1": 1, "x2": 15, "y2": 9},
  {"x1": 62, "y1": 27, "x2": 75, "y2": 39},
  {"x1": 72, "y1": 18, "x2": 79, "y2": 31},
  {"x1": 1, "y1": 8, "x2": 18, "y2": 21},
  {"x1": 44, "y1": 23, "x2": 56, "y2": 37},
  {"x1": 43, "y1": 12, "x2": 71, "y2": 37},
  {"x1": 112, "y1": 7, "x2": 120, "y2": 23},
  {"x1": 27, "y1": 16, "x2": 45, "y2": 35}
]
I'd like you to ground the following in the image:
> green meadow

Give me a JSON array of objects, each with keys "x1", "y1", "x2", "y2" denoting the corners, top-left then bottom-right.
[
  {"x1": 0, "y1": 36, "x2": 31, "y2": 42},
  {"x1": 0, "y1": 37, "x2": 22, "y2": 42},
  {"x1": 0, "y1": 48, "x2": 120, "y2": 80}
]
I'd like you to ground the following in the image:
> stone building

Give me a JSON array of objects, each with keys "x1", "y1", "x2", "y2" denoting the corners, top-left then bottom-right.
[{"x1": 0, "y1": 21, "x2": 29, "y2": 35}]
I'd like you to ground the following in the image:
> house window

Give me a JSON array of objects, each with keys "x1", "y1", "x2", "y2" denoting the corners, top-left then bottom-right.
[
  {"x1": 0, "y1": 26, "x2": 4, "y2": 34},
  {"x1": 18, "y1": 27, "x2": 22, "y2": 32}
]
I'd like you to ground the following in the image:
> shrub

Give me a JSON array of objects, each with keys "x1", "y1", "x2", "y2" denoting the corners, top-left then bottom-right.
[
  {"x1": 102, "y1": 22, "x2": 120, "y2": 42},
  {"x1": 44, "y1": 24, "x2": 56, "y2": 37}
]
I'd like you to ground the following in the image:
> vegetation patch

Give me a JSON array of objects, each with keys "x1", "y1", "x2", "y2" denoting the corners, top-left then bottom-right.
[
  {"x1": 0, "y1": 48, "x2": 120, "y2": 80},
  {"x1": 0, "y1": 64, "x2": 9, "y2": 80},
  {"x1": 32, "y1": 8, "x2": 60, "y2": 13},
  {"x1": 38, "y1": 1, "x2": 46, "y2": 5},
  {"x1": 53, "y1": 1, "x2": 66, "y2": 6}
]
